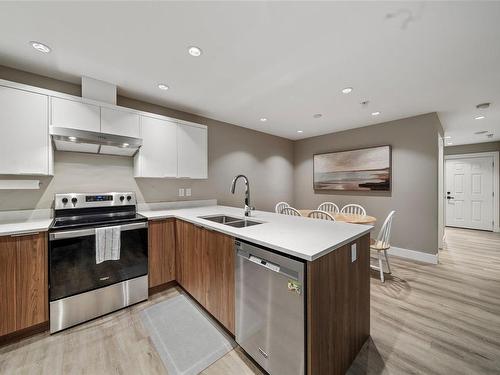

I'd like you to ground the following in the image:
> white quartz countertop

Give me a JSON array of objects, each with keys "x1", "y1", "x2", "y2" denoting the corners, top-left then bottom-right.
[
  {"x1": 0, "y1": 218, "x2": 53, "y2": 236},
  {"x1": 139, "y1": 205, "x2": 372, "y2": 261}
]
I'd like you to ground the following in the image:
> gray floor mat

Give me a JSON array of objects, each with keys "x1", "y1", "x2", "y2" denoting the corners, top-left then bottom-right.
[{"x1": 141, "y1": 293, "x2": 237, "y2": 375}]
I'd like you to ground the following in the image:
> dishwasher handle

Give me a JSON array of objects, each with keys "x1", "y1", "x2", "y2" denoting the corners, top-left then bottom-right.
[{"x1": 236, "y1": 249, "x2": 299, "y2": 281}]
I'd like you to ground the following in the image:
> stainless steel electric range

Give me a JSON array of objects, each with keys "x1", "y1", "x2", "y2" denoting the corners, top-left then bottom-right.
[{"x1": 48, "y1": 192, "x2": 148, "y2": 333}]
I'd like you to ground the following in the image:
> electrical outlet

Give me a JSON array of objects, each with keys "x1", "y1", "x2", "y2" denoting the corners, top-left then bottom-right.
[
  {"x1": 185, "y1": 188, "x2": 192, "y2": 197},
  {"x1": 178, "y1": 188, "x2": 185, "y2": 197},
  {"x1": 351, "y1": 243, "x2": 357, "y2": 262}
]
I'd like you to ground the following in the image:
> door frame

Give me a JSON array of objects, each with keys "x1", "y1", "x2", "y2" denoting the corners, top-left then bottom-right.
[
  {"x1": 438, "y1": 135, "x2": 444, "y2": 249},
  {"x1": 444, "y1": 151, "x2": 499, "y2": 232}
]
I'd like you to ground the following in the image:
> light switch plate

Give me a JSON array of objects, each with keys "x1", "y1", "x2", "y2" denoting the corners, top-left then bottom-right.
[
  {"x1": 351, "y1": 243, "x2": 357, "y2": 262},
  {"x1": 186, "y1": 188, "x2": 192, "y2": 197},
  {"x1": 178, "y1": 188, "x2": 185, "y2": 197}
]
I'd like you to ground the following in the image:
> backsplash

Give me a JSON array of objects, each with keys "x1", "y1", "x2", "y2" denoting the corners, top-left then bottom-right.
[{"x1": 0, "y1": 151, "x2": 211, "y2": 211}]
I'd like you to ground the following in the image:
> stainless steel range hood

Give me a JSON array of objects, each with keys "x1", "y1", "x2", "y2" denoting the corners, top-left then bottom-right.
[
  {"x1": 50, "y1": 127, "x2": 142, "y2": 156},
  {"x1": 50, "y1": 77, "x2": 142, "y2": 156}
]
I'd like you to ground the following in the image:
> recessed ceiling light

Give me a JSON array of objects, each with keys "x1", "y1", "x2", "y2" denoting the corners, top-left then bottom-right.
[
  {"x1": 341, "y1": 87, "x2": 353, "y2": 94},
  {"x1": 188, "y1": 46, "x2": 202, "y2": 57},
  {"x1": 68, "y1": 136, "x2": 76, "y2": 141},
  {"x1": 297, "y1": 130, "x2": 303, "y2": 133},
  {"x1": 260, "y1": 117, "x2": 267, "y2": 122},
  {"x1": 313, "y1": 113, "x2": 322, "y2": 119},
  {"x1": 474, "y1": 130, "x2": 488, "y2": 135},
  {"x1": 474, "y1": 115, "x2": 485, "y2": 120},
  {"x1": 29, "y1": 41, "x2": 51, "y2": 53},
  {"x1": 444, "y1": 136, "x2": 452, "y2": 139},
  {"x1": 371, "y1": 111, "x2": 381, "y2": 116},
  {"x1": 158, "y1": 84, "x2": 169, "y2": 90},
  {"x1": 447, "y1": 142, "x2": 454, "y2": 145},
  {"x1": 122, "y1": 143, "x2": 129, "y2": 147}
]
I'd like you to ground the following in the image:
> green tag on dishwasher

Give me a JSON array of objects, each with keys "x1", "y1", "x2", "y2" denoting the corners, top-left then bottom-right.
[{"x1": 288, "y1": 280, "x2": 302, "y2": 295}]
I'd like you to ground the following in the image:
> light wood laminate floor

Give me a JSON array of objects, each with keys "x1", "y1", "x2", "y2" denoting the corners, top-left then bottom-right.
[{"x1": 1, "y1": 228, "x2": 499, "y2": 374}]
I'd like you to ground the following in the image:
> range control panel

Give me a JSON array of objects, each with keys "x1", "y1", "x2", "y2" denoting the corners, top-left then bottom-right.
[
  {"x1": 86, "y1": 195, "x2": 113, "y2": 202},
  {"x1": 54, "y1": 192, "x2": 137, "y2": 210}
]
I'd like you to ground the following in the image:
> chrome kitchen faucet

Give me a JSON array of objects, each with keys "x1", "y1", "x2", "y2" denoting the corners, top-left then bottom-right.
[{"x1": 230, "y1": 174, "x2": 254, "y2": 217}]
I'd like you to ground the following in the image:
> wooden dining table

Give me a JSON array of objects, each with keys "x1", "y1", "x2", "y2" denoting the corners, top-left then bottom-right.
[{"x1": 298, "y1": 209, "x2": 377, "y2": 225}]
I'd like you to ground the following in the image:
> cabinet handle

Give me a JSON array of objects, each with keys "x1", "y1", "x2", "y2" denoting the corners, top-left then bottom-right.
[{"x1": 11, "y1": 231, "x2": 40, "y2": 237}]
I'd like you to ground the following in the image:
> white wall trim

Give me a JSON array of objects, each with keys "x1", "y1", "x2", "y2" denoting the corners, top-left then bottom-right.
[
  {"x1": 438, "y1": 134, "x2": 444, "y2": 249},
  {"x1": 387, "y1": 246, "x2": 439, "y2": 264},
  {"x1": 444, "y1": 151, "x2": 499, "y2": 233}
]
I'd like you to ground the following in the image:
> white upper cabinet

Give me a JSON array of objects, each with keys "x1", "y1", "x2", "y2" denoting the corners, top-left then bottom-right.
[
  {"x1": 50, "y1": 97, "x2": 100, "y2": 132},
  {"x1": 0, "y1": 79, "x2": 208, "y2": 179},
  {"x1": 134, "y1": 116, "x2": 177, "y2": 178},
  {"x1": 177, "y1": 123, "x2": 208, "y2": 179},
  {"x1": 0, "y1": 86, "x2": 50, "y2": 175},
  {"x1": 100, "y1": 107, "x2": 140, "y2": 138}
]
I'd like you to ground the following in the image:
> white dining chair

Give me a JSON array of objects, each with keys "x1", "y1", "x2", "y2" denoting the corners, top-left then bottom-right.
[
  {"x1": 307, "y1": 210, "x2": 336, "y2": 221},
  {"x1": 340, "y1": 204, "x2": 367, "y2": 216},
  {"x1": 317, "y1": 202, "x2": 340, "y2": 213},
  {"x1": 370, "y1": 210, "x2": 396, "y2": 282},
  {"x1": 275, "y1": 201, "x2": 290, "y2": 214},
  {"x1": 281, "y1": 207, "x2": 302, "y2": 216}
]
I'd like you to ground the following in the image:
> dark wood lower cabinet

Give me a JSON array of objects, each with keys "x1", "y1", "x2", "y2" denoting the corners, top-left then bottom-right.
[
  {"x1": 0, "y1": 235, "x2": 17, "y2": 336},
  {"x1": 0, "y1": 232, "x2": 48, "y2": 338},
  {"x1": 175, "y1": 220, "x2": 205, "y2": 303},
  {"x1": 203, "y1": 228, "x2": 235, "y2": 334},
  {"x1": 148, "y1": 219, "x2": 176, "y2": 288},
  {"x1": 307, "y1": 233, "x2": 370, "y2": 375},
  {"x1": 175, "y1": 220, "x2": 235, "y2": 334}
]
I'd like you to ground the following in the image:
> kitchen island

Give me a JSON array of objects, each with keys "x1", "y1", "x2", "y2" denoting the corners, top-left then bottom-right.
[{"x1": 140, "y1": 205, "x2": 372, "y2": 375}]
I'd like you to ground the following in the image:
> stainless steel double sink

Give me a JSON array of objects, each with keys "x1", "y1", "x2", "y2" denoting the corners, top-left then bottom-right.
[{"x1": 198, "y1": 215, "x2": 264, "y2": 228}]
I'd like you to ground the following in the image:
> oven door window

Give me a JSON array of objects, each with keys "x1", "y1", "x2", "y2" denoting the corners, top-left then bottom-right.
[{"x1": 49, "y1": 227, "x2": 148, "y2": 301}]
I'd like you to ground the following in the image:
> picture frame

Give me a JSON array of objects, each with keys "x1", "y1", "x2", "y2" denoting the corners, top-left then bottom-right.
[{"x1": 313, "y1": 145, "x2": 392, "y2": 191}]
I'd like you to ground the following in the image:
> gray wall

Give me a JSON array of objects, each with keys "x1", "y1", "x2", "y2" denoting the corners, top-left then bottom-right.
[
  {"x1": 293, "y1": 113, "x2": 443, "y2": 254},
  {"x1": 0, "y1": 66, "x2": 446, "y2": 256},
  {"x1": 0, "y1": 66, "x2": 294, "y2": 212}
]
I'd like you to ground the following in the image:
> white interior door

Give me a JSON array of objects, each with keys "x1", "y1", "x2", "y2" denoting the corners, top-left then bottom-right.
[{"x1": 445, "y1": 156, "x2": 494, "y2": 230}]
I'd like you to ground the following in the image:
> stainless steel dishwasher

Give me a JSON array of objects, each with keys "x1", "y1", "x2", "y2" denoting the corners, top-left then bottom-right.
[{"x1": 235, "y1": 240, "x2": 305, "y2": 375}]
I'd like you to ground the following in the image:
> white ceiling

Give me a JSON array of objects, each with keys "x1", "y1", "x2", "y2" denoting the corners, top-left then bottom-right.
[{"x1": 0, "y1": 1, "x2": 499, "y2": 144}]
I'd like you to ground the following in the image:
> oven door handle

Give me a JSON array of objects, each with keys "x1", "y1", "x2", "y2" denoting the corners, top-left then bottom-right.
[{"x1": 49, "y1": 222, "x2": 148, "y2": 240}]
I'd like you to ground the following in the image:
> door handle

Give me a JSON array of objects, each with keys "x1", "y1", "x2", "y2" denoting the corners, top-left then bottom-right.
[
  {"x1": 50, "y1": 222, "x2": 148, "y2": 240},
  {"x1": 446, "y1": 196, "x2": 454, "y2": 200}
]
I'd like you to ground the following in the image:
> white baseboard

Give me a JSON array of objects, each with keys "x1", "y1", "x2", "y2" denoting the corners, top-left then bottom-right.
[{"x1": 387, "y1": 246, "x2": 439, "y2": 265}]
